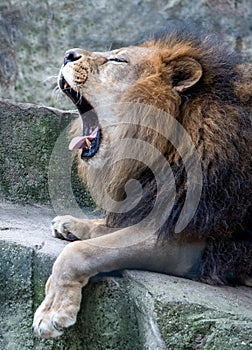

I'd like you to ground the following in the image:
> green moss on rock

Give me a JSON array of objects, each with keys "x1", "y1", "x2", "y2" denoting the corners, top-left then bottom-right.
[
  {"x1": 0, "y1": 99, "x2": 94, "y2": 209},
  {"x1": 77, "y1": 277, "x2": 141, "y2": 349},
  {"x1": 155, "y1": 299, "x2": 252, "y2": 350}
]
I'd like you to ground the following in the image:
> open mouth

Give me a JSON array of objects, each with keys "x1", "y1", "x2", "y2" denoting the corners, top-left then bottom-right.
[{"x1": 59, "y1": 75, "x2": 101, "y2": 159}]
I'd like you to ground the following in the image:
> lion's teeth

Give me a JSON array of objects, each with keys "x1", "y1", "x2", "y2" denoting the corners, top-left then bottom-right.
[
  {"x1": 64, "y1": 82, "x2": 69, "y2": 89},
  {"x1": 86, "y1": 139, "x2": 91, "y2": 149}
]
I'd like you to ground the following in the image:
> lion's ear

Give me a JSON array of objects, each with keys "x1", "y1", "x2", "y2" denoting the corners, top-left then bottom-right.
[{"x1": 168, "y1": 57, "x2": 202, "y2": 92}]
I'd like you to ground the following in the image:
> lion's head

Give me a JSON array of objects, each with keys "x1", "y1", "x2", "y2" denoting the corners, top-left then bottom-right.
[
  {"x1": 59, "y1": 29, "x2": 252, "y2": 250},
  {"x1": 58, "y1": 32, "x2": 207, "y2": 160}
]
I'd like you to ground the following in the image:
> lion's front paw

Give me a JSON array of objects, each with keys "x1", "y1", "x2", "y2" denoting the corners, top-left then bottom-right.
[
  {"x1": 51, "y1": 215, "x2": 81, "y2": 241},
  {"x1": 32, "y1": 276, "x2": 82, "y2": 338}
]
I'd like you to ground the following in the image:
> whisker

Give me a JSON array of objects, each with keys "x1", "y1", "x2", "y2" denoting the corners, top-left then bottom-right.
[
  {"x1": 51, "y1": 85, "x2": 61, "y2": 104},
  {"x1": 107, "y1": 42, "x2": 113, "y2": 51},
  {"x1": 42, "y1": 75, "x2": 58, "y2": 84},
  {"x1": 52, "y1": 85, "x2": 60, "y2": 96},
  {"x1": 77, "y1": 90, "x2": 83, "y2": 105}
]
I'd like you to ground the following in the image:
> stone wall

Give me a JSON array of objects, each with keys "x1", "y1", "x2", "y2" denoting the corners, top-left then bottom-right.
[
  {"x1": 1, "y1": 203, "x2": 252, "y2": 349},
  {"x1": 0, "y1": 99, "x2": 95, "y2": 210},
  {"x1": 1, "y1": 0, "x2": 252, "y2": 107}
]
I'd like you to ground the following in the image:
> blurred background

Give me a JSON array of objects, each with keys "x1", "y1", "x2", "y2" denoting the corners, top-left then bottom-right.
[{"x1": 1, "y1": 0, "x2": 252, "y2": 109}]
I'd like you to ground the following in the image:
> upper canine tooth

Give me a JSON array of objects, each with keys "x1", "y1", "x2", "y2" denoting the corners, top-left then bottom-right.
[{"x1": 64, "y1": 82, "x2": 69, "y2": 89}]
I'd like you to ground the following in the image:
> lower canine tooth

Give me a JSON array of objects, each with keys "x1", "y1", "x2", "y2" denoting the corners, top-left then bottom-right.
[{"x1": 86, "y1": 139, "x2": 91, "y2": 149}]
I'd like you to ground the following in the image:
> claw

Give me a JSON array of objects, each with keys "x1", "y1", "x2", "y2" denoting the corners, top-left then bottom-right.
[
  {"x1": 52, "y1": 319, "x2": 64, "y2": 333},
  {"x1": 66, "y1": 232, "x2": 79, "y2": 241},
  {"x1": 53, "y1": 229, "x2": 64, "y2": 240}
]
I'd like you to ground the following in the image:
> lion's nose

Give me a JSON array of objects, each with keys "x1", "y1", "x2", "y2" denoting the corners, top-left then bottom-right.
[{"x1": 64, "y1": 50, "x2": 82, "y2": 66}]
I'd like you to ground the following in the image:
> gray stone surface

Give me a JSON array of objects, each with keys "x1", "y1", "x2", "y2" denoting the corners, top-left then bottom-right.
[
  {"x1": 0, "y1": 99, "x2": 94, "y2": 211},
  {"x1": 125, "y1": 271, "x2": 252, "y2": 350},
  {"x1": 0, "y1": 201, "x2": 141, "y2": 350},
  {"x1": 1, "y1": 1, "x2": 252, "y2": 106},
  {"x1": 0, "y1": 201, "x2": 252, "y2": 349},
  {"x1": 0, "y1": 200, "x2": 67, "y2": 256}
]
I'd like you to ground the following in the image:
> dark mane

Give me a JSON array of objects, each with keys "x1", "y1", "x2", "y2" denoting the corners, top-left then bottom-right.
[{"x1": 107, "y1": 29, "x2": 252, "y2": 284}]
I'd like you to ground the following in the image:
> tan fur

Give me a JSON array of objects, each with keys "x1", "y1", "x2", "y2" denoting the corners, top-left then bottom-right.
[{"x1": 33, "y1": 30, "x2": 252, "y2": 338}]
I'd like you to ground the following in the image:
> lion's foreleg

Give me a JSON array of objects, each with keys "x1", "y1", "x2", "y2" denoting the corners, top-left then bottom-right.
[
  {"x1": 32, "y1": 228, "x2": 157, "y2": 338},
  {"x1": 32, "y1": 227, "x2": 205, "y2": 338}
]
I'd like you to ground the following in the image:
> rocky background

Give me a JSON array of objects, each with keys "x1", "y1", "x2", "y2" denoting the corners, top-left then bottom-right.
[{"x1": 1, "y1": 0, "x2": 252, "y2": 108}]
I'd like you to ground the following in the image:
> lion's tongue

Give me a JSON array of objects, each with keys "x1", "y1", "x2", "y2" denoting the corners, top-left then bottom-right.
[{"x1": 69, "y1": 127, "x2": 99, "y2": 150}]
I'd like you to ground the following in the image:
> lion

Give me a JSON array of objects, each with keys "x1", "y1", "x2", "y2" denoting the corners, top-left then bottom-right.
[{"x1": 32, "y1": 28, "x2": 252, "y2": 338}]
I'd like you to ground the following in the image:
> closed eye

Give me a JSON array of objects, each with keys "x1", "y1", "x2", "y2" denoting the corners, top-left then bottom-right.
[{"x1": 107, "y1": 57, "x2": 128, "y2": 64}]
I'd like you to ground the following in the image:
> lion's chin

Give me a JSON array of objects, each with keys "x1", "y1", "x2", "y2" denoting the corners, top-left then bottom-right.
[{"x1": 59, "y1": 75, "x2": 101, "y2": 159}]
